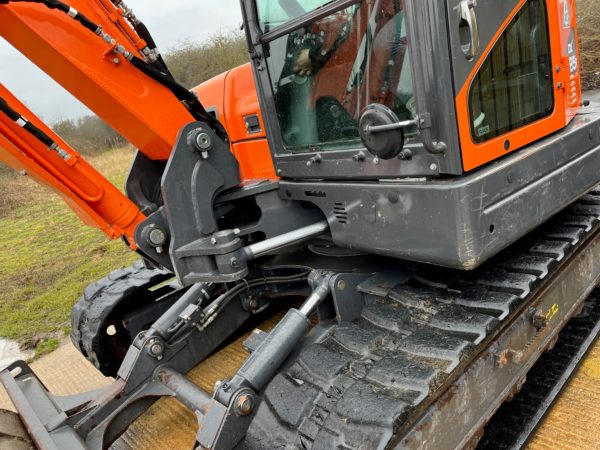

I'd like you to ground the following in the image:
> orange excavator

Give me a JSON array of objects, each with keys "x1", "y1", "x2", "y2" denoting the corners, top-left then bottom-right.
[
  {"x1": 0, "y1": 0, "x2": 274, "y2": 245},
  {"x1": 1, "y1": 0, "x2": 600, "y2": 449}
]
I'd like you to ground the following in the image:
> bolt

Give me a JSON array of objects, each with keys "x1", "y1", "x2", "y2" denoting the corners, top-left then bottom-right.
[
  {"x1": 337, "y1": 279, "x2": 346, "y2": 291},
  {"x1": 373, "y1": 157, "x2": 380, "y2": 165},
  {"x1": 398, "y1": 149, "x2": 412, "y2": 160},
  {"x1": 147, "y1": 339, "x2": 164, "y2": 358},
  {"x1": 235, "y1": 394, "x2": 254, "y2": 416},
  {"x1": 329, "y1": 104, "x2": 341, "y2": 118},
  {"x1": 150, "y1": 343, "x2": 162, "y2": 355},
  {"x1": 113, "y1": 57, "x2": 120, "y2": 64},
  {"x1": 430, "y1": 163, "x2": 438, "y2": 172},
  {"x1": 529, "y1": 307, "x2": 548, "y2": 329},
  {"x1": 307, "y1": 154, "x2": 322, "y2": 166},
  {"x1": 148, "y1": 228, "x2": 167, "y2": 246},
  {"x1": 248, "y1": 297, "x2": 259, "y2": 310},
  {"x1": 497, "y1": 349, "x2": 523, "y2": 367},
  {"x1": 195, "y1": 132, "x2": 212, "y2": 150},
  {"x1": 210, "y1": 237, "x2": 218, "y2": 245},
  {"x1": 230, "y1": 257, "x2": 239, "y2": 268},
  {"x1": 353, "y1": 151, "x2": 366, "y2": 162},
  {"x1": 497, "y1": 350, "x2": 509, "y2": 368}
]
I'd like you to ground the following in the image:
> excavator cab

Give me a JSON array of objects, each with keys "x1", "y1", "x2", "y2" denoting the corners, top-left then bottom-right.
[
  {"x1": 240, "y1": 0, "x2": 595, "y2": 270},
  {"x1": 246, "y1": 0, "x2": 580, "y2": 174}
]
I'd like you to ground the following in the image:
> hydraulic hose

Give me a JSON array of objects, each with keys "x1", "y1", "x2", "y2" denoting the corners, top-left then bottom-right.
[
  {"x1": 131, "y1": 21, "x2": 173, "y2": 78},
  {"x1": 0, "y1": 96, "x2": 70, "y2": 160},
  {"x1": 107, "y1": 0, "x2": 174, "y2": 78},
  {"x1": 128, "y1": 56, "x2": 227, "y2": 140},
  {"x1": 0, "y1": 0, "x2": 98, "y2": 32},
  {"x1": 0, "y1": 0, "x2": 228, "y2": 141}
]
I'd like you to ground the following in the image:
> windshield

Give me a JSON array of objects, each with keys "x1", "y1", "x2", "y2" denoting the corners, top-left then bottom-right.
[
  {"x1": 257, "y1": 0, "x2": 415, "y2": 152},
  {"x1": 257, "y1": 0, "x2": 337, "y2": 33}
]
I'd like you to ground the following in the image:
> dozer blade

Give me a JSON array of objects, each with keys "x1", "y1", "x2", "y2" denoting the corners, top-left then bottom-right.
[{"x1": 0, "y1": 361, "x2": 99, "y2": 450}]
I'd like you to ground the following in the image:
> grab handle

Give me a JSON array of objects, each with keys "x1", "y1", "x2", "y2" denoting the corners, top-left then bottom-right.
[{"x1": 460, "y1": 0, "x2": 479, "y2": 60}]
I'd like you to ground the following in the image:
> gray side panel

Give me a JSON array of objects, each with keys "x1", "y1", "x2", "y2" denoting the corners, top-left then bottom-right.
[{"x1": 281, "y1": 104, "x2": 600, "y2": 269}]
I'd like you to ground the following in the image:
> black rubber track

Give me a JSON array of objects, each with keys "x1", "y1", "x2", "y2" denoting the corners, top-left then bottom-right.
[
  {"x1": 243, "y1": 189, "x2": 600, "y2": 450},
  {"x1": 477, "y1": 290, "x2": 600, "y2": 450},
  {"x1": 70, "y1": 260, "x2": 173, "y2": 377}
]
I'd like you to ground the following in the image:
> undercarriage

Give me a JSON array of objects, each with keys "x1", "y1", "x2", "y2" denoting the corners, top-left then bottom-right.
[
  {"x1": 3, "y1": 184, "x2": 600, "y2": 449},
  {"x1": 1, "y1": 0, "x2": 599, "y2": 448}
]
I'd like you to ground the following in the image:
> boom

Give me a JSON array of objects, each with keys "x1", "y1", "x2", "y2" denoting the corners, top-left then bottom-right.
[
  {"x1": 0, "y1": 0, "x2": 200, "y2": 159},
  {"x1": 0, "y1": 83, "x2": 144, "y2": 242},
  {"x1": 0, "y1": 0, "x2": 273, "y2": 243}
]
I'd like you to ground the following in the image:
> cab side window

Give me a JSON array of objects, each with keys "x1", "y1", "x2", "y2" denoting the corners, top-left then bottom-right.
[{"x1": 468, "y1": 0, "x2": 554, "y2": 143}]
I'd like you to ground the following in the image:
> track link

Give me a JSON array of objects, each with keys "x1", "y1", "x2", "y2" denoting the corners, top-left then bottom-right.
[
  {"x1": 478, "y1": 290, "x2": 600, "y2": 449},
  {"x1": 244, "y1": 190, "x2": 600, "y2": 449},
  {"x1": 70, "y1": 260, "x2": 173, "y2": 377}
]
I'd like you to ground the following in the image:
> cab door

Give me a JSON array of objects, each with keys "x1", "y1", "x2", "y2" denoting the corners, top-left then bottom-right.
[{"x1": 446, "y1": 0, "x2": 582, "y2": 171}]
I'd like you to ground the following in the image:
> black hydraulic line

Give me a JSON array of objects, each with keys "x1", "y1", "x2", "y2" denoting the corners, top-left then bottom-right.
[
  {"x1": 0, "y1": 96, "x2": 70, "y2": 159},
  {"x1": 129, "y1": 56, "x2": 228, "y2": 140},
  {"x1": 0, "y1": 0, "x2": 228, "y2": 141},
  {"x1": 107, "y1": 0, "x2": 173, "y2": 78},
  {"x1": 168, "y1": 271, "x2": 311, "y2": 340},
  {"x1": 0, "y1": 0, "x2": 98, "y2": 33},
  {"x1": 131, "y1": 21, "x2": 173, "y2": 78}
]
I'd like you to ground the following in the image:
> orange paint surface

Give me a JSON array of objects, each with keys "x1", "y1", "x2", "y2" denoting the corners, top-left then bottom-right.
[
  {"x1": 457, "y1": 0, "x2": 582, "y2": 172},
  {"x1": 0, "y1": 1, "x2": 275, "y2": 243},
  {"x1": 194, "y1": 64, "x2": 276, "y2": 180},
  {"x1": 0, "y1": 84, "x2": 144, "y2": 243}
]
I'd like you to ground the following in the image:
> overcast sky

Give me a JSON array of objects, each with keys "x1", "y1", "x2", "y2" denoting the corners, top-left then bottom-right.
[{"x1": 0, "y1": 0, "x2": 243, "y2": 122}]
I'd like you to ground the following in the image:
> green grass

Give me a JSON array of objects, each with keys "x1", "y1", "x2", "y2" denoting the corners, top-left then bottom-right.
[
  {"x1": 0, "y1": 148, "x2": 138, "y2": 353},
  {"x1": 34, "y1": 338, "x2": 61, "y2": 358}
]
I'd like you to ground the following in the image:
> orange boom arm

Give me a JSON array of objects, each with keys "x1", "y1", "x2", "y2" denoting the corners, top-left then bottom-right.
[
  {"x1": 0, "y1": 0, "x2": 196, "y2": 160},
  {"x1": 0, "y1": 83, "x2": 145, "y2": 242},
  {"x1": 0, "y1": 0, "x2": 275, "y2": 244}
]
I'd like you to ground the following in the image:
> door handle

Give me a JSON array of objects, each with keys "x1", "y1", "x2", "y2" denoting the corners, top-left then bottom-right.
[{"x1": 460, "y1": 0, "x2": 479, "y2": 60}]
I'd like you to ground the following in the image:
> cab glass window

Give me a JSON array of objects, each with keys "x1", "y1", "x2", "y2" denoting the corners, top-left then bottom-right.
[
  {"x1": 256, "y1": 0, "x2": 335, "y2": 33},
  {"x1": 468, "y1": 0, "x2": 554, "y2": 144},
  {"x1": 261, "y1": 1, "x2": 415, "y2": 152}
]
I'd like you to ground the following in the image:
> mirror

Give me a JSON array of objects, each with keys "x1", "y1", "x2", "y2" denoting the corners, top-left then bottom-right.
[{"x1": 358, "y1": 104, "x2": 405, "y2": 160}]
